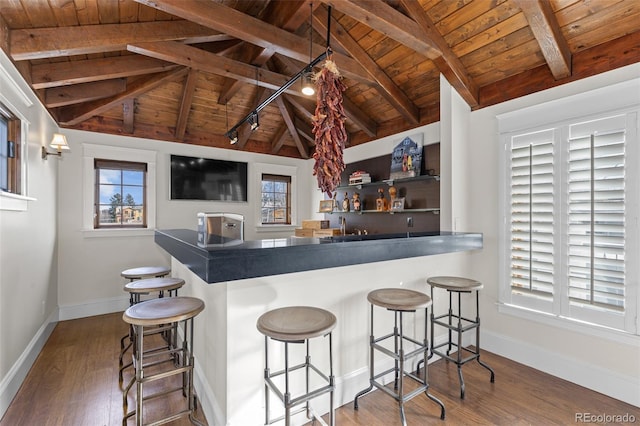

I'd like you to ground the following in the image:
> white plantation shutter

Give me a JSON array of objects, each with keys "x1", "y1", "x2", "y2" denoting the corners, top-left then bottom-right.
[
  {"x1": 501, "y1": 110, "x2": 637, "y2": 334},
  {"x1": 509, "y1": 130, "x2": 555, "y2": 306},
  {"x1": 567, "y1": 115, "x2": 627, "y2": 318}
]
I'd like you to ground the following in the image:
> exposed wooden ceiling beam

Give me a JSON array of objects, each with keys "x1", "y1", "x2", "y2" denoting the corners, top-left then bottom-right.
[
  {"x1": 57, "y1": 67, "x2": 188, "y2": 126},
  {"x1": 324, "y1": 0, "x2": 478, "y2": 107},
  {"x1": 175, "y1": 68, "x2": 198, "y2": 140},
  {"x1": 0, "y1": 12, "x2": 9, "y2": 55},
  {"x1": 294, "y1": 116, "x2": 314, "y2": 146},
  {"x1": 44, "y1": 79, "x2": 126, "y2": 108},
  {"x1": 322, "y1": 0, "x2": 441, "y2": 59},
  {"x1": 270, "y1": 125, "x2": 289, "y2": 155},
  {"x1": 217, "y1": 1, "x2": 315, "y2": 105},
  {"x1": 314, "y1": 6, "x2": 420, "y2": 125},
  {"x1": 10, "y1": 21, "x2": 227, "y2": 61},
  {"x1": 134, "y1": 0, "x2": 374, "y2": 85},
  {"x1": 30, "y1": 56, "x2": 178, "y2": 89},
  {"x1": 275, "y1": 96, "x2": 308, "y2": 159},
  {"x1": 514, "y1": 0, "x2": 572, "y2": 79},
  {"x1": 129, "y1": 41, "x2": 295, "y2": 93},
  {"x1": 398, "y1": 0, "x2": 479, "y2": 108},
  {"x1": 133, "y1": 41, "x2": 377, "y2": 139},
  {"x1": 122, "y1": 99, "x2": 134, "y2": 134}
]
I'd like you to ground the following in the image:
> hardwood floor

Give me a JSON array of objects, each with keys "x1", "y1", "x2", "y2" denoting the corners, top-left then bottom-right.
[{"x1": 1, "y1": 312, "x2": 638, "y2": 425}]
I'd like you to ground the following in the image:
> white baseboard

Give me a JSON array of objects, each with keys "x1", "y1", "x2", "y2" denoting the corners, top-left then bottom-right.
[
  {"x1": 482, "y1": 330, "x2": 640, "y2": 408},
  {"x1": 0, "y1": 310, "x2": 58, "y2": 418},
  {"x1": 58, "y1": 295, "x2": 129, "y2": 320}
]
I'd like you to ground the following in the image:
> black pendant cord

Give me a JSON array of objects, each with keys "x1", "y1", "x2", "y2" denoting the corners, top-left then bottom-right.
[{"x1": 225, "y1": 5, "x2": 333, "y2": 142}]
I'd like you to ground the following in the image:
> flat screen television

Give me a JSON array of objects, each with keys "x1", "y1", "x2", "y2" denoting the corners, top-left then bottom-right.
[{"x1": 170, "y1": 155, "x2": 248, "y2": 201}]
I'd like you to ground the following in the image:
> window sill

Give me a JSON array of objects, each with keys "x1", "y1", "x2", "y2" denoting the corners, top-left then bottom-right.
[
  {"x1": 497, "y1": 302, "x2": 639, "y2": 346},
  {"x1": 82, "y1": 228, "x2": 156, "y2": 238},
  {"x1": 0, "y1": 191, "x2": 36, "y2": 211}
]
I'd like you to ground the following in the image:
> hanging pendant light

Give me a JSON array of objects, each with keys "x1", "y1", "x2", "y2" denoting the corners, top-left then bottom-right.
[{"x1": 301, "y1": 3, "x2": 316, "y2": 96}]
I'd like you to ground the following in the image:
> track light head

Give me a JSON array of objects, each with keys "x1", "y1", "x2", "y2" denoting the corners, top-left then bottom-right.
[
  {"x1": 301, "y1": 69, "x2": 315, "y2": 96},
  {"x1": 228, "y1": 130, "x2": 238, "y2": 145},
  {"x1": 249, "y1": 112, "x2": 260, "y2": 131}
]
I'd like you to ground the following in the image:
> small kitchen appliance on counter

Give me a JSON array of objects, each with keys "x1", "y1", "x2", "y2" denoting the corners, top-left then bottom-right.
[{"x1": 197, "y1": 212, "x2": 244, "y2": 248}]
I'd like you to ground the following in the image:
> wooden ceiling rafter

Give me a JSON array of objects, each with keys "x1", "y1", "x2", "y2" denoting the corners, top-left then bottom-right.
[
  {"x1": 175, "y1": 68, "x2": 198, "y2": 140},
  {"x1": 217, "y1": 0, "x2": 315, "y2": 106},
  {"x1": 313, "y1": 5, "x2": 420, "y2": 125},
  {"x1": 270, "y1": 124, "x2": 289, "y2": 155},
  {"x1": 122, "y1": 98, "x2": 135, "y2": 134},
  {"x1": 514, "y1": 0, "x2": 572, "y2": 79},
  {"x1": 9, "y1": 20, "x2": 228, "y2": 61},
  {"x1": 326, "y1": 0, "x2": 479, "y2": 107},
  {"x1": 398, "y1": 0, "x2": 479, "y2": 108},
  {"x1": 30, "y1": 56, "x2": 179, "y2": 90},
  {"x1": 275, "y1": 95, "x2": 309, "y2": 159},
  {"x1": 44, "y1": 79, "x2": 127, "y2": 108},
  {"x1": 56, "y1": 67, "x2": 189, "y2": 126},
  {"x1": 133, "y1": 0, "x2": 374, "y2": 85}
]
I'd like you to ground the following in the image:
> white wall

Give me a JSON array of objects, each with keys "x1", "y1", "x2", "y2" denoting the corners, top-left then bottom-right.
[
  {"x1": 0, "y1": 50, "x2": 59, "y2": 414},
  {"x1": 463, "y1": 64, "x2": 640, "y2": 406},
  {"x1": 56, "y1": 129, "x2": 313, "y2": 318}
]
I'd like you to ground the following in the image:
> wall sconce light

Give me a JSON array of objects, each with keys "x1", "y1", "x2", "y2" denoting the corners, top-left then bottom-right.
[
  {"x1": 249, "y1": 112, "x2": 259, "y2": 131},
  {"x1": 42, "y1": 133, "x2": 70, "y2": 159}
]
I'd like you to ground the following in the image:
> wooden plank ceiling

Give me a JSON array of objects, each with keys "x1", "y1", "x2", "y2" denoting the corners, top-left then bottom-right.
[{"x1": 1, "y1": 0, "x2": 639, "y2": 159}]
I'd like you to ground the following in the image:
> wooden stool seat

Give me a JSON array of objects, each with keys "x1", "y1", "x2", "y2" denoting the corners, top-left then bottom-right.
[
  {"x1": 123, "y1": 297, "x2": 204, "y2": 327},
  {"x1": 257, "y1": 306, "x2": 336, "y2": 341},
  {"x1": 124, "y1": 277, "x2": 185, "y2": 294},
  {"x1": 367, "y1": 288, "x2": 432, "y2": 311},
  {"x1": 121, "y1": 266, "x2": 170, "y2": 281},
  {"x1": 427, "y1": 276, "x2": 483, "y2": 292}
]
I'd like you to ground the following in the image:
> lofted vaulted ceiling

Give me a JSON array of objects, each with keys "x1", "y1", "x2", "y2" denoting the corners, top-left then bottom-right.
[{"x1": 1, "y1": 0, "x2": 639, "y2": 159}]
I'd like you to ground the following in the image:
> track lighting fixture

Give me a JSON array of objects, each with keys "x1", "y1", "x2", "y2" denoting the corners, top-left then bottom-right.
[
  {"x1": 301, "y1": 68, "x2": 315, "y2": 96},
  {"x1": 229, "y1": 130, "x2": 238, "y2": 145},
  {"x1": 249, "y1": 112, "x2": 259, "y2": 131}
]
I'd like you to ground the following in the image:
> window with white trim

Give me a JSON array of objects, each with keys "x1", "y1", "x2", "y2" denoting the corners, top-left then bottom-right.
[
  {"x1": 82, "y1": 143, "x2": 156, "y2": 234},
  {"x1": 501, "y1": 111, "x2": 638, "y2": 334},
  {"x1": 261, "y1": 174, "x2": 291, "y2": 225},
  {"x1": 0, "y1": 102, "x2": 21, "y2": 194},
  {"x1": 94, "y1": 159, "x2": 147, "y2": 228}
]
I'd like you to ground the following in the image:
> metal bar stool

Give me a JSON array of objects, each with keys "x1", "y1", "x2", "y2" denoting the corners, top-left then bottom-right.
[
  {"x1": 257, "y1": 306, "x2": 336, "y2": 426},
  {"x1": 120, "y1": 277, "x2": 186, "y2": 397},
  {"x1": 426, "y1": 276, "x2": 495, "y2": 399},
  {"x1": 122, "y1": 296, "x2": 205, "y2": 426},
  {"x1": 121, "y1": 266, "x2": 171, "y2": 282},
  {"x1": 354, "y1": 288, "x2": 445, "y2": 425}
]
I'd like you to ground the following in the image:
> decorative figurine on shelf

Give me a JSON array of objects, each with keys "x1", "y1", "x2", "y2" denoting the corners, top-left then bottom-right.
[
  {"x1": 332, "y1": 192, "x2": 338, "y2": 211},
  {"x1": 388, "y1": 185, "x2": 397, "y2": 201},
  {"x1": 352, "y1": 192, "x2": 361, "y2": 211},
  {"x1": 376, "y1": 187, "x2": 389, "y2": 211},
  {"x1": 342, "y1": 192, "x2": 350, "y2": 212}
]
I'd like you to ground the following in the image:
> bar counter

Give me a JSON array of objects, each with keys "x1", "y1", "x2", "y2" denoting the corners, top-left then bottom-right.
[
  {"x1": 155, "y1": 228, "x2": 483, "y2": 425},
  {"x1": 154, "y1": 229, "x2": 483, "y2": 283}
]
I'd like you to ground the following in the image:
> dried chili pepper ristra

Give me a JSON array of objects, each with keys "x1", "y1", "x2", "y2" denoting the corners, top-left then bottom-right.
[{"x1": 312, "y1": 58, "x2": 347, "y2": 197}]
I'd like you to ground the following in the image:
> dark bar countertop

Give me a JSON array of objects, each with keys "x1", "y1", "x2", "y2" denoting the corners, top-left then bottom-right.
[{"x1": 155, "y1": 229, "x2": 483, "y2": 284}]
